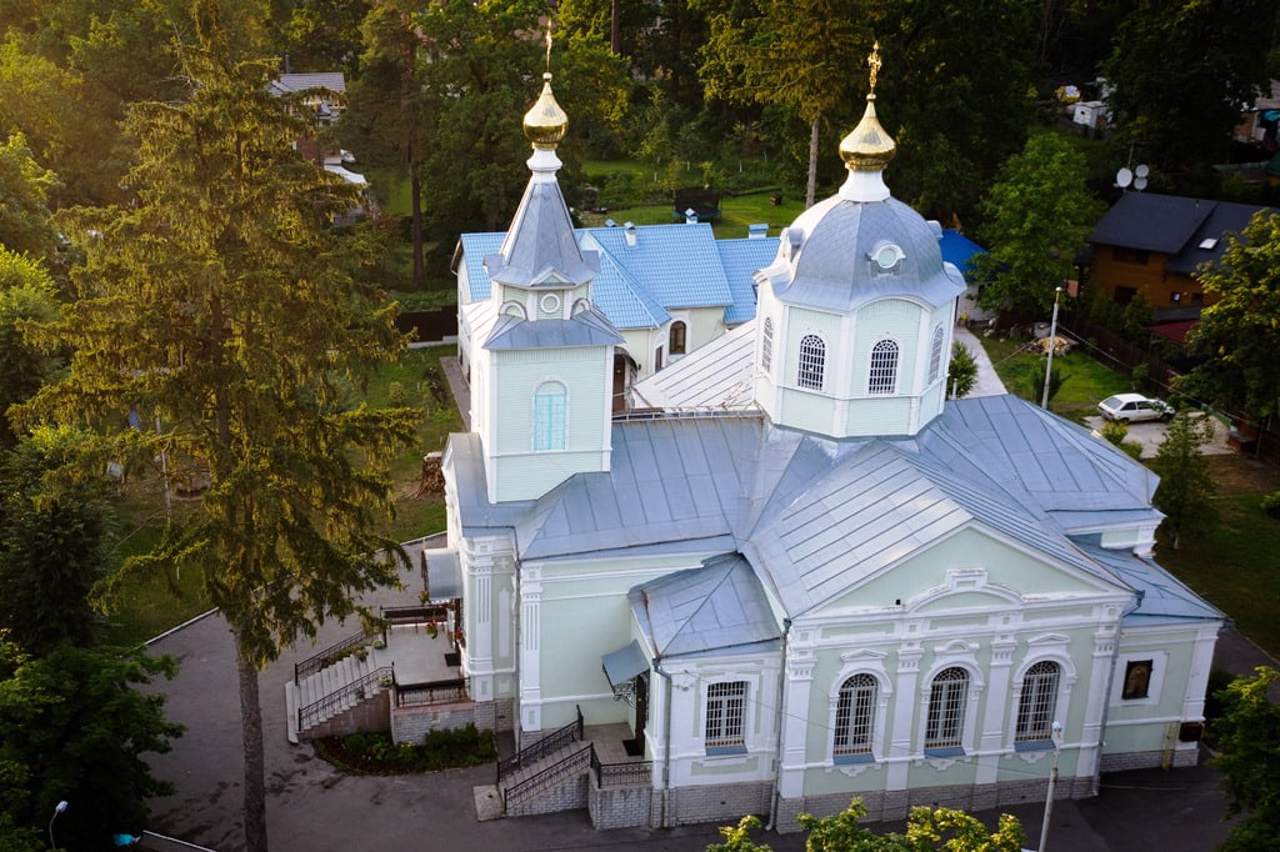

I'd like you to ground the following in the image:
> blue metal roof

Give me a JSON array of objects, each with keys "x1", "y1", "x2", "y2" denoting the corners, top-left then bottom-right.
[
  {"x1": 717, "y1": 237, "x2": 780, "y2": 325},
  {"x1": 940, "y1": 229, "x2": 985, "y2": 273},
  {"x1": 1077, "y1": 542, "x2": 1223, "y2": 623}
]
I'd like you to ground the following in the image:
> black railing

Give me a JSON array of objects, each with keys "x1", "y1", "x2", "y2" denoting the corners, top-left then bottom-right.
[
  {"x1": 590, "y1": 748, "x2": 653, "y2": 789},
  {"x1": 395, "y1": 677, "x2": 468, "y2": 707},
  {"x1": 383, "y1": 604, "x2": 451, "y2": 625},
  {"x1": 502, "y1": 742, "x2": 593, "y2": 810},
  {"x1": 496, "y1": 704, "x2": 584, "y2": 784},
  {"x1": 294, "y1": 629, "x2": 376, "y2": 685},
  {"x1": 297, "y1": 664, "x2": 394, "y2": 731}
]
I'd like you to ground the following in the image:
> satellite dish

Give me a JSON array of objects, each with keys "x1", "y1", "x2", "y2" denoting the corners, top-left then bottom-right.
[
  {"x1": 1116, "y1": 167, "x2": 1133, "y2": 188},
  {"x1": 1135, "y1": 164, "x2": 1150, "y2": 178},
  {"x1": 1134, "y1": 176, "x2": 1148, "y2": 191}
]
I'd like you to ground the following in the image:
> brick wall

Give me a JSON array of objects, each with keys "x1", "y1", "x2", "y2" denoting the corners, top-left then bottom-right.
[
  {"x1": 300, "y1": 691, "x2": 389, "y2": 741},
  {"x1": 667, "y1": 781, "x2": 772, "y2": 827},
  {"x1": 390, "y1": 700, "x2": 476, "y2": 744},
  {"x1": 506, "y1": 773, "x2": 588, "y2": 818},
  {"x1": 1100, "y1": 747, "x2": 1198, "y2": 773},
  {"x1": 473, "y1": 698, "x2": 515, "y2": 733},
  {"x1": 588, "y1": 775, "x2": 653, "y2": 830}
]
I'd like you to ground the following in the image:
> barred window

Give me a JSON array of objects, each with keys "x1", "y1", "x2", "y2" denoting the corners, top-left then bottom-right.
[
  {"x1": 925, "y1": 667, "x2": 969, "y2": 751},
  {"x1": 868, "y1": 339, "x2": 899, "y2": 395},
  {"x1": 928, "y1": 326, "x2": 945, "y2": 383},
  {"x1": 797, "y1": 334, "x2": 825, "y2": 390},
  {"x1": 705, "y1": 681, "x2": 748, "y2": 750},
  {"x1": 834, "y1": 674, "x2": 878, "y2": 758},
  {"x1": 761, "y1": 317, "x2": 774, "y2": 372},
  {"x1": 1015, "y1": 661, "x2": 1061, "y2": 742},
  {"x1": 532, "y1": 382, "x2": 567, "y2": 451}
]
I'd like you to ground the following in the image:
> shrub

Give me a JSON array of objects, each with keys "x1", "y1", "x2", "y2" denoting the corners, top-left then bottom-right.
[
  {"x1": 948, "y1": 341, "x2": 979, "y2": 398},
  {"x1": 1119, "y1": 441, "x2": 1144, "y2": 460},
  {"x1": 387, "y1": 381, "x2": 407, "y2": 407},
  {"x1": 1260, "y1": 491, "x2": 1280, "y2": 519},
  {"x1": 1100, "y1": 419, "x2": 1129, "y2": 446}
]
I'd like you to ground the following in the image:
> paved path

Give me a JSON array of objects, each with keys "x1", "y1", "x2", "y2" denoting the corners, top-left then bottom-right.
[
  {"x1": 1082, "y1": 413, "x2": 1233, "y2": 459},
  {"x1": 954, "y1": 327, "x2": 1007, "y2": 397},
  {"x1": 440, "y1": 355, "x2": 471, "y2": 430}
]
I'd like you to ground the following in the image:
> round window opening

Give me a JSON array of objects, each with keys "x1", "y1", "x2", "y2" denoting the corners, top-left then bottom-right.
[
  {"x1": 540, "y1": 293, "x2": 562, "y2": 314},
  {"x1": 872, "y1": 243, "x2": 905, "y2": 271}
]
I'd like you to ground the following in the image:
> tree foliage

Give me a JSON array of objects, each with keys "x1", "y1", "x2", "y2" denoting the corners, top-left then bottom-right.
[
  {"x1": 13, "y1": 7, "x2": 418, "y2": 849},
  {"x1": 1151, "y1": 412, "x2": 1217, "y2": 550},
  {"x1": 0, "y1": 133, "x2": 59, "y2": 257},
  {"x1": 947, "y1": 341, "x2": 978, "y2": 399},
  {"x1": 1210, "y1": 667, "x2": 1280, "y2": 852},
  {"x1": 973, "y1": 133, "x2": 1101, "y2": 316},
  {"x1": 707, "y1": 799, "x2": 1026, "y2": 851},
  {"x1": 0, "y1": 248, "x2": 59, "y2": 445},
  {"x1": 1029, "y1": 361, "x2": 1066, "y2": 407},
  {"x1": 1182, "y1": 212, "x2": 1280, "y2": 423},
  {"x1": 0, "y1": 638, "x2": 183, "y2": 851},
  {"x1": 0, "y1": 427, "x2": 108, "y2": 655}
]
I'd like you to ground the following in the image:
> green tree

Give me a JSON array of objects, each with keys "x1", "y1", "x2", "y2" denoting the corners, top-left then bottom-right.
[
  {"x1": 14, "y1": 8, "x2": 418, "y2": 850},
  {"x1": 281, "y1": 0, "x2": 372, "y2": 77},
  {"x1": 696, "y1": 0, "x2": 868, "y2": 207},
  {"x1": 974, "y1": 133, "x2": 1101, "y2": 316},
  {"x1": 0, "y1": 133, "x2": 59, "y2": 257},
  {"x1": 0, "y1": 638, "x2": 183, "y2": 850},
  {"x1": 1211, "y1": 667, "x2": 1280, "y2": 852},
  {"x1": 0, "y1": 249, "x2": 59, "y2": 445},
  {"x1": 1182, "y1": 212, "x2": 1280, "y2": 424},
  {"x1": 1029, "y1": 361, "x2": 1066, "y2": 407},
  {"x1": 0, "y1": 759, "x2": 43, "y2": 852},
  {"x1": 1102, "y1": 0, "x2": 1276, "y2": 174},
  {"x1": 947, "y1": 341, "x2": 978, "y2": 398},
  {"x1": 1151, "y1": 412, "x2": 1217, "y2": 550}
]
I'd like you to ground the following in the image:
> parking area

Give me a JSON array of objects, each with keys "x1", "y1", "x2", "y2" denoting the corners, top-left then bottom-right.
[{"x1": 1084, "y1": 412, "x2": 1234, "y2": 459}]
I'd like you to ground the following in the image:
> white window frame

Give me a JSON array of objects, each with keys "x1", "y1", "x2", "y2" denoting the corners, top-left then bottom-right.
[
  {"x1": 924, "y1": 666, "x2": 969, "y2": 753},
  {"x1": 1014, "y1": 661, "x2": 1060, "y2": 745},
  {"x1": 833, "y1": 673, "x2": 878, "y2": 762},
  {"x1": 1110, "y1": 650, "x2": 1167, "y2": 707},
  {"x1": 868, "y1": 338, "x2": 899, "y2": 395},
  {"x1": 531, "y1": 381, "x2": 568, "y2": 451},
  {"x1": 797, "y1": 334, "x2": 825, "y2": 391},
  {"x1": 928, "y1": 325, "x2": 945, "y2": 384},
  {"x1": 704, "y1": 680, "x2": 749, "y2": 754},
  {"x1": 761, "y1": 317, "x2": 774, "y2": 373}
]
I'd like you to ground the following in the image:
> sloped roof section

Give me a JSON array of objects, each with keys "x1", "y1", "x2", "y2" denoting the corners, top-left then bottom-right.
[
  {"x1": 485, "y1": 180, "x2": 596, "y2": 289},
  {"x1": 582, "y1": 235, "x2": 671, "y2": 329},
  {"x1": 1077, "y1": 542, "x2": 1223, "y2": 624},
  {"x1": 483, "y1": 306, "x2": 623, "y2": 350},
  {"x1": 1090, "y1": 193, "x2": 1216, "y2": 254},
  {"x1": 270, "y1": 72, "x2": 346, "y2": 95},
  {"x1": 631, "y1": 320, "x2": 758, "y2": 410},
  {"x1": 588, "y1": 223, "x2": 732, "y2": 309},
  {"x1": 717, "y1": 237, "x2": 780, "y2": 324},
  {"x1": 629, "y1": 554, "x2": 781, "y2": 658}
]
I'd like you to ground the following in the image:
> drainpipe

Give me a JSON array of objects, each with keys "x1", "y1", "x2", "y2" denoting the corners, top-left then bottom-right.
[
  {"x1": 765, "y1": 617, "x2": 792, "y2": 832},
  {"x1": 1093, "y1": 595, "x2": 1141, "y2": 795},
  {"x1": 654, "y1": 655, "x2": 674, "y2": 828}
]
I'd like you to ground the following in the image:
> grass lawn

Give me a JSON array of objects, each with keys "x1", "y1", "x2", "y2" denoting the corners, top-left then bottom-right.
[
  {"x1": 578, "y1": 190, "x2": 807, "y2": 239},
  {"x1": 100, "y1": 346, "x2": 464, "y2": 644},
  {"x1": 1155, "y1": 455, "x2": 1280, "y2": 656},
  {"x1": 978, "y1": 335, "x2": 1131, "y2": 423}
]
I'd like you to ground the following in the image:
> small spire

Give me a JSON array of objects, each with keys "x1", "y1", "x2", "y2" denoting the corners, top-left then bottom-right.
[
  {"x1": 523, "y1": 24, "x2": 568, "y2": 149},
  {"x1": 838, "y1": 40, "x2": 896, "y2": 173}
]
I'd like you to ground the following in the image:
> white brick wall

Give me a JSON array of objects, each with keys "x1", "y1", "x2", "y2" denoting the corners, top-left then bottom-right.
[{"x1": 390, "y1": 701, "x2": 476, "y2": 744}]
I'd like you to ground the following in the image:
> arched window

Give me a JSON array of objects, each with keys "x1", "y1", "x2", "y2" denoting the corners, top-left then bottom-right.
[
  {"x1": 797, "y1": 334, "x2": 825, "y2": 390},
  {"x1": 1016, "y1": 661, "x2": 1061, "y2": 743},
  {"x1": 928, "y1": 326, "x2": 945, "y2": 384},
  {"x1": 925, "y1": 667, "x2": 969, "y2": 751},
  {"x1": 834, "y1": 674, "x2": 878, "y2": 759},
  {"x1": 868, "y1": 339, "x2": 899, "y2": 395},
  {"x1": 532, "y1": 382, "x2": 567, "y2": 451},
  {"x1": 501, "y1": 300, "x2": 527, "y2": 319},
  {"x1": 761, "y1": 317, "x2": 774, "y2": 372},
  {"x1": 669, "y1": 321, "x2": 687, "y2": 355}
]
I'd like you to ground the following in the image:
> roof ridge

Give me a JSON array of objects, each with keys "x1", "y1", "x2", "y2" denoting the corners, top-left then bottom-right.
[{"x1": 655, "y1": 558, "x2": 739, "y2": 656}]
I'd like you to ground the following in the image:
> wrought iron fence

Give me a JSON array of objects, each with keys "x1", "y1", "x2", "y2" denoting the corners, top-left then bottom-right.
[
  {"x1": 496, "y1": 704, "x2": 583, "y2": 784},
  {"x1": 502, "y1": 742, "x2": 593, "y2": 810},
  {"x1": 395, "y1": 677, "x2": 468, "y2": 707},
  {"x1": 294, "y1": 629, "x2": 376, "y2": 685},
  {"x1": 590, "y1": 748, "x2": 653, "y2": 789},
  {"x1": 297, "y1": 664, "x2": 394, "y2": 731}
]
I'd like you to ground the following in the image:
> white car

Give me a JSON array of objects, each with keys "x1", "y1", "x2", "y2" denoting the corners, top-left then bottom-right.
[{"x1": 1098, "y1": 393, "x2": 1174, "y2": 423}]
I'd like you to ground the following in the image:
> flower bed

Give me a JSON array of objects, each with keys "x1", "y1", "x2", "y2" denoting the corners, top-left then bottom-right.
[{"x1": 314, "y1": 725, "x2": 496, "y2": 775}]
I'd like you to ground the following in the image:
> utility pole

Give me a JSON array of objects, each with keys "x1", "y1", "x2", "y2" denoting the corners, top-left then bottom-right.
[
  {"x1": 1038, "y1": 721, "x2": 1064, "y2": 851},
  {"x1": 1041, "y1": 286, "x2": 1063, "y2": 409}
]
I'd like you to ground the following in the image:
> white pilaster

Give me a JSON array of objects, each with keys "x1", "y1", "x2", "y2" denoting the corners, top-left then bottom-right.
[
  {"x1": 1077, "y1": 619, "x2": 1120, "y2": 781},
  {"x1": 976, "y1": 636, "x2": 1016, "y2": 785},
  {"x1": 778, "y1": 632, "x2": 816, "y2": 797},
  {"x1": 519, "y1": 564, "x2": 544, "y2": 733},
  {"x1": 886, "y1": 642, "x2": 923, "y2": 789}
]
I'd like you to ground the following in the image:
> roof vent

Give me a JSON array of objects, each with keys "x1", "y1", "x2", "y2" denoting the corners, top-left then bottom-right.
[
  {"x1": 684, "y1": 207, "x2": 698, "y2": 225},
  {"x1": 1199, "y1": 237, "x2": 1218, "y2": 250},
  {"x1": 604, "y1": 218, "x2": 617, "y2": 228},
  {"x1": 927, "y1": 220, "x2": 943, "y2": 240},
  {"x1": 624, "y1": 221, "x2": 637, "y2": 247},
  {"x1": 747, "y1": 223, "x2": 768, "y2": 239}
]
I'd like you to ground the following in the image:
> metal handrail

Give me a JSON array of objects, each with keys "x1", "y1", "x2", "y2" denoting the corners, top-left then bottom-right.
[
  {"x1": 496, "y1": 704, "x2": 583, "y2": 784},
  {"x1": 395, "y1": 677, "x2": 468, "y2": 707},
  {"x1": 294, "y1": 629, "x2": 376, "y2": 685},
  {"x1": 590, "y1": 748, "x2": 653, "y2": 789},
  {"x1": 611, "y1": 406, "x2": 761, "y2": 422},
  {"x1": 297, "y1": 664, "x2": 394, "y2": 731},
  {"x1": 502, "y1": 742, "x2": 592, "y2": 810},
  {"x1": 382, "y1": 604, "x2": 451, "y2": 624}
]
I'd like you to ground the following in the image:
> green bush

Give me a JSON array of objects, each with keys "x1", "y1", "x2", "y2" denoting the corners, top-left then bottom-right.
[
  {"x1": 1260, "y1": 491, "x2": 1280, "y2": 519},
  {"x1": 387, "y1": 381, "x2": 408, "y2": 407},
  {"x1": 322, "y1": 724, "x2": 496, "y2": 775},
  {"x1": 1119, "y1": 441, "x2": 1144, "y2": 460},
  {"x1": 1100, "y1": 419, "x2": 1129, "y2": 446},
  {"x1": 947, "y1": 341, "x2": 979, "y2": 398}
]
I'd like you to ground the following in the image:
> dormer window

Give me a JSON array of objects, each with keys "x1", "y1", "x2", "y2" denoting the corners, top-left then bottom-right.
[
  {"x1": 869, "y1": 242, "x2": 905, "y2": 274},
  {"x1": 571, "y1": 298, "x2": 592, "y2": 316},
  {"x1": 501, "y1": 300, "x2": 527, "y2": 319},
  {"x1": 539, "y1": 292, "x2": 562, "y2": 315}
]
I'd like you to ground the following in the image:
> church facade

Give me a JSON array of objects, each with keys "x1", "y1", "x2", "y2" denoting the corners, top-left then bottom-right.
[{"x1": 438, "y1": 55, "x2": 1221, "y2": 831}]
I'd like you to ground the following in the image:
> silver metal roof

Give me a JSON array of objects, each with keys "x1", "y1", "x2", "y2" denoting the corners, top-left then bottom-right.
[
  {"x1": 629, "y1": 554, "x2": 780, "y2": 658},
  {"x1": 485, "y1": 179, "x2": 597, "y2": 289},
  {"x1": 483, "y1": 306, "x2": 623, "y2": 350},
  {"x1": 631, "y1": 320, "x2": 758, "y2": 410},
  {"x1": 1077, "y1": 542, "x2": 1223, "y2": 624}
]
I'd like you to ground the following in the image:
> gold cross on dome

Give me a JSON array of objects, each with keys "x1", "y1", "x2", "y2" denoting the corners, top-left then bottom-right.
[
  {"x1": 867, "y1": 40, "x2": 882, "y2": 93},
  {"x1": 545, "y1": 24, "x2": 553, "y2": 73}
]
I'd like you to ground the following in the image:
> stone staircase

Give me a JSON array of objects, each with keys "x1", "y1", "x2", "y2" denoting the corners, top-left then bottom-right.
[{"x1": 285, "y1": 648, "x2": 392, "y2": 744}]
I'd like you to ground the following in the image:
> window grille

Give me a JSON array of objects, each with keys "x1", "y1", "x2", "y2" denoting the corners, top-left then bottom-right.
[
  {"x1": 705, "y1": 681, "x2": 747, "y2": 749},
  {"x1": 834, "y1": 674, "x2": 877, "y2": 757},
  {"x1": 669, "y1": 321, "x2": 687, "y2": 355},
  {"x1": 1016, "y1": 662, "x2": 1060, "y2": 742},
  {"x1": 797, "y1": 334, "x2": 825, "y2": 390},
  {"x1": 761, "y1": 318, "x2": 774, "y2": 372},
  {"x1": 928, "y1": 326, "x2": 944, "y2": 383},
  {"x1": 868, "y1": 339, "x2": 899, "y2": 395},
  {"x1": 532, "y1": 382, "x2": 567, "y2": 451},
  {"x1": 925, "y1": 667, "x2": 969, "y2": 750}
]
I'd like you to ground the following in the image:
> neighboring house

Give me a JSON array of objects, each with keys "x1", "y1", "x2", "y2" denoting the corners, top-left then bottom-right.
[
  {"x1": 455, "y1": 218, "x2": 778, "y2": 411},
  {"x1": 940, "y1": 229, "x2": 989, "y2": 323},
  {"x1": 285, "y1": 60, "x2": 1221, "y2": 836},
  {"x1": 269, "y1": 71, "x2": 348, "y2": 125},
  {"x1": 1232, "y1": 79, "x2": 1280, "y2": 147},
  {"x1": 1087, "y1": 192, "x2": 1273, "y2": 317}
]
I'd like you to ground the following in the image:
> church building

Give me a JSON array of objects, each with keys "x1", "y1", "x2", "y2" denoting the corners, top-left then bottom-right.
[{"x1": 434, "y1": 49, "x2": 1221, "y2": 831}]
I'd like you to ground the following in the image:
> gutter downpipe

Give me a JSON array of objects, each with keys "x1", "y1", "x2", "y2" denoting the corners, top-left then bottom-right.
[
  {"x1": 655, "y1": 653, "x2": 674, "y2": 828},
  {"x1": 765, "y1": 617, "x2": 792, "y2": 832},
  {"x1": 1093, "y1": 591, "x2": 1142, "y2": 796}
]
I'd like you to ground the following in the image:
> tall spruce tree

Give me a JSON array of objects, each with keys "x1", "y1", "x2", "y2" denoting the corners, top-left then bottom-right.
[{"x1": 14, "y1": 5, "x2": 417, "y2": 849}]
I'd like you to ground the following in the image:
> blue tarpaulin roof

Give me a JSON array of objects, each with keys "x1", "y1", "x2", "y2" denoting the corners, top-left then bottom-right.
[{"x1": 940, "y1": 229, "x2": 985, "y2": 273}]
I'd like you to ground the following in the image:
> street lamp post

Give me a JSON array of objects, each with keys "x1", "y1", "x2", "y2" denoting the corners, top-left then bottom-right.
[
  {"x1": 1041, "y1": 287, "x2": 1063, "y2": 410},
  {"x1": 1038, "y1": 721, "x2": 1064, "y2": 851},
  {"x1": 48, "y1": 800, "x2": 68, "y2": 850}
]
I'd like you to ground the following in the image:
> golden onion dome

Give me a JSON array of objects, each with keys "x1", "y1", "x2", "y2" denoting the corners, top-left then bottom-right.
[
  {"x1": 523, "y1": 72, "x2": 569, "y2": 148},
  {"x1": 838, "y1": 95, "x2": 896, "y2": 171}
]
